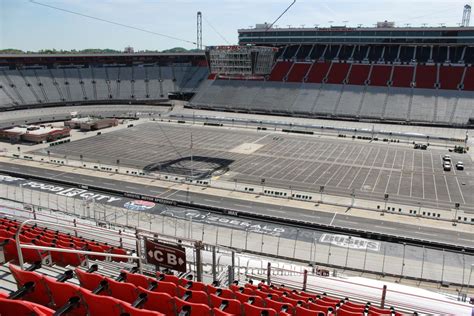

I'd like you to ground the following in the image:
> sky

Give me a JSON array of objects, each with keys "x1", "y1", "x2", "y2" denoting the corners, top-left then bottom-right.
[{"x1": 0, "y1": 0, "x2": 472, "y2": 51}]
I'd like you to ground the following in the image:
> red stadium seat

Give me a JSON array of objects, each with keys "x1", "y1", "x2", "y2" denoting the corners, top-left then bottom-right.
[
  {"x1": 137, "y1": 287, "x2": 175, "y2": 316},
  {"x1": 182, "y1": 280, "x2": 207, "y2": 292},
  {"x1": 336, "y1": 308, "x2": 365, "y2": 316},
  {"x1": 342, "y1": 301, "x2": 367, "y2": 310},
  {"x1": 243, "y1": 302, "x2": 277, "y2": 316},
  {"x1": 157, "y1": 273, "x2": 180, "y2": 285},
  {"x1": 264, "y1": 297, "x2": 294, "y2": 314},
  {"x1": 106, "y1": 277, "x2": 138, "y2": 304},
  {"x1": 295, "y1": 305, "x2": 325, "y2": 316},
  {"x1": 175, "y1": 297, "x2": 212, "y2": 316},
  {"x1": 281, "y1": 295, "x2": 305, "y2": 308},
  {"x1": 368, "y1": 306, "x2": 394, "y2": 315},
  {"x1": 149, "y1": 280, "x2": 178, "y2": 297},
  {"x1": 43, "y1": 276, "x2": 87, "y2": 316},
  {"x1": 119, "y1": 302, "x2": 165, "y2": 316},
  {"x1": 79, "y1": 288, "x2": 122, "y2": 315},
  {"x1": 178, "y1": 285, "x2": 209, "y2": 305},
  {"x1": 122, "y1": 270, "x2": 151, "y2": 289},
  {"x1": 111, "y1": 247, "x2": 128, "y2": 262},
  {"x1": 207, "y1": 285, "x2": 235, "y2": 299},
  {"x1": 0, "y1": 297, "x2": 55, "y2": 316},
  {"x1": 75, "y1": 267, "x2": 104, "y2": 291},
  {"x1": 9, "y1": 263, "x2": 51, "y2": 306},
  {"x1": 210, "y1": 293, "x2": 242, "y2": 315},
  {"x1": 234, "y1": 291, "x2": 265, "y2": 307},
  {"x1": 307, "y1": 302, "x2": 335, "y2": 313}
]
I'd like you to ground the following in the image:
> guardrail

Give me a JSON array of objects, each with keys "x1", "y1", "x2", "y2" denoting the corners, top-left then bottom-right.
[
  {"x1": 1, "y1": 167, "x2": 472, "y2": 254},
  {"x1": 14, "y1": 219, "x2": 143, "y2": 272}
]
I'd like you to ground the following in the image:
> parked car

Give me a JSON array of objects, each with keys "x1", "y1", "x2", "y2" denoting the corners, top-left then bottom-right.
[
  {"x1": 443, "y1": 161, "x2": 452, "y2": 171},
  {"x1": 443, "y1": 154, "x2": 451, "y2": 162},
  {"x1": 456, "y1": 162, "x2": 464, "y2": 170}
]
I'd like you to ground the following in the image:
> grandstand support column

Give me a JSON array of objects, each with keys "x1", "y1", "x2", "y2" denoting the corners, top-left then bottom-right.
[
  {"x1": 195, "y1": 241, "x2": 203, "y2": 282},
  {"x1": 267, "y1": 262, "x2": 271, "y2": 285},
  {"x1": 302, "y1": 270, "x2": 308, "y2": 291},
  {"x1": 230, "y1": 251, "x2": 236, "y2": 284},
  {"x1": 380, "y1": 285, "x2": 387, "y2": 309}
]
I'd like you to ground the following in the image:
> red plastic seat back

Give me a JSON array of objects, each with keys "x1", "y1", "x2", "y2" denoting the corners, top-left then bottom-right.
[
  {"x1": 243, "y1": 302, "x2": 277, "y2": 316},
  {"x1": 295, "y1": 306, "x2": 323, "y2": 316},
  {"x1": 281, "y1": 295, "x2": 304, "y2": 308},
  {"x1": 43, "y1": 276, "x2": 86, "y2": 316},
  {"x1": 264, "y1": 298, "x2": 294, "y2": 314},
  {"x1": 207, "y1": 285, "x2": 235, "y2": 299},
  {"x1": 119, "y1": 302, "x2": 165, "y2": 316},
  {"x1": 123, "y1": 270, "x2": 151, "y2": 289},
  {"x1": 175, "y1": 297, "x2": 212, "y2": 316},
  {"x1": 152, "y1": 280, "x2": 178, "y2": 297},
  {"x1": 234, "y1": 291, "x2": 265, "y2": 307},
  {"x1": 79, "y1": 288, "x2": 122, "y2": 315},
  {"x1": 75, "y1": 268, "x2": 104, "y2": 291},
  {"x1": 0, "y1": 298, "x2": 54, "y2": 316},
  {"x1": 210, "y1": 294, "x2": 242, "y2": 315},
  {"x1": 178, "y1": 285, "x2": 209, "y2": 305},
  {"x1": 138, "y1": 286, "x2": 175, "y2": 316},
  {"x1": 157, "y1": 273, "x2": 180, "y2": 285},
  {"x1": 8, "y1": 263, "x2": 51, "y2": 306},
  {"x1": 107, "y1": 277, "x2": 138, "y2": 304}
]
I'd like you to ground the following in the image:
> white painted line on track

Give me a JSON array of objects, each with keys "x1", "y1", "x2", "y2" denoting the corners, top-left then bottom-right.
[{"x1": 329, "y1": 213, "x2": 337, "y2": 226}]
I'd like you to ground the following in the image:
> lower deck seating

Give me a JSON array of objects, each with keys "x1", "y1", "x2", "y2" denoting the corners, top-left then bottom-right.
[
  {"x1": 189, "y1": 80, "x2": 474, "y2": 126},
  {"x1": 3, "y1": 262, "x2": 407, "y2": 316},
  {"x1": 0, "y1": 217, "x2": 128, "y2": 267}
]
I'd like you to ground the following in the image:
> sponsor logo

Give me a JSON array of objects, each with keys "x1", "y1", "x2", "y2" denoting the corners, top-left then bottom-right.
[
  {"x1": 319, "y1": 234, "x2": 380, "y2": 252},
  {"x1": 124, "y1": 200, "x2": 156, "y2": 211},
  {"x1": 160, "y1": 210, "x2": 285, "y2": 236}
]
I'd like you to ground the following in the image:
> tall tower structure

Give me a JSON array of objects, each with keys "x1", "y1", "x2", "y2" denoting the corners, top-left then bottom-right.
[
  {"x1": 462, "y1": 4, "x2": 471, "y2": 27},
  {"x1": 197, "y1": 11, "x2": 203, "y2": 50}
]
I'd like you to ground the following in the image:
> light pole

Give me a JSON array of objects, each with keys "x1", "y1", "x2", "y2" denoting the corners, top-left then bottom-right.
[
  {"x1": 319, "y1": 185, "x2": 324, "y2": 203},
  {"x1": 261, "y1": 178, "x2": 265, "y2": 194}
]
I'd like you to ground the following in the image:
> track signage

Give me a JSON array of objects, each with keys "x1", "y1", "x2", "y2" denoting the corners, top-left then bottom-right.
[{"x1": 145, "y1": 239, "x2": 186, "y2": 272}]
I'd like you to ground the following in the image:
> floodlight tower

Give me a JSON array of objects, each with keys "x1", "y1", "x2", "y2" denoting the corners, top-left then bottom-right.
[
  {"x1": 462, "y1": 4, "x2": 471, "y2": 27},
  {"x1": 197, "y1": 11, "x2": 203, "y2": 50}
]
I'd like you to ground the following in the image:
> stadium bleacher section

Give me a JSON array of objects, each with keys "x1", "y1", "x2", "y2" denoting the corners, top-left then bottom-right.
[
  {"x1": 190, "y1": 43, "x2": 474, "y2": 127},
  {"x1": 0, "y1": 213, "x2": 418, "y2": 316},
  {"x1": 0, "y1": 64, "x2": 207, "y2": 110}
]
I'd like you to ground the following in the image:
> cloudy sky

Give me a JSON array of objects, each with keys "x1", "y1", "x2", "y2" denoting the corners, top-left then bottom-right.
[{"x1": 0, "y1": 0, "x2": 471, "y2": 51}]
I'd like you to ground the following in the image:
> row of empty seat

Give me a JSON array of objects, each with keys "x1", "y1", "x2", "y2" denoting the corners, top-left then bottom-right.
[
  {"x1": 190, "y1": 80, "x2": 474, "y2": 126},
  {"x1": 0, "y1": 64, "x2": 208, "y2": 108},
  {"x1": 267, "y1": 61, "x2": 474, "y2": 91},
  {"x1": 3, "y1": 261, "x2": 406, "y2": 316},
  {"x1": 0, "y1": 217, "x2": 128, "y2": 267},
  {"x1": 274, "y1": 44, "x2": 474, "y2": 65}
]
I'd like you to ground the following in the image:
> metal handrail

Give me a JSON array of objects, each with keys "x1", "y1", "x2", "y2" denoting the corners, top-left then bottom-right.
[{"x1": 15, "y1": 219, "x2": 143, "y2": 272}]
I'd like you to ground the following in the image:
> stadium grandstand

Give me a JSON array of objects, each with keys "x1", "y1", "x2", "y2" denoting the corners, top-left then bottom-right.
[
  {"x1": 0, "y1": 1, "x2": 473, "y2": 315},
  {"x1": 189, "y1": 26, "x2": 474, "y2": 127},
  {"x1": 0, "y1": 53, "x2": 208, "y2": 110}
]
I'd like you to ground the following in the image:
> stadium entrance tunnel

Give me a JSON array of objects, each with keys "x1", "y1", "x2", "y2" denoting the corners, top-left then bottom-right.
[{"x1": 143, "y1": 156, "x2": 233, "y2": 180}]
